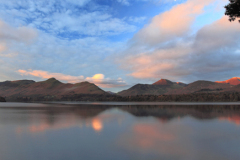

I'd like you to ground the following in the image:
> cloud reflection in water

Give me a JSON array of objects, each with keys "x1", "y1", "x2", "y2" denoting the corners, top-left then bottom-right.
[{"x1": 0, "y1": 104, "x2": 240, "y2": 160}]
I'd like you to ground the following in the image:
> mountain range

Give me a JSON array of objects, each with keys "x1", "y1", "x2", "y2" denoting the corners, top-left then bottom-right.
[
  {"x1": 118, "y1": 77, "x2": 240, "y2": 96},
  {"x1": 0, "y1": 77, "x2": 240, "y2": 102},
  {"x1": 0, "y1": 78, "x2": 105, "y2": 101}
]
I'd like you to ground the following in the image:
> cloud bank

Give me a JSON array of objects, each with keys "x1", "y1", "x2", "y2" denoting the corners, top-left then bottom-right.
[{"x1": 118, "y1": 0, "x2": 240, "y2": 82}]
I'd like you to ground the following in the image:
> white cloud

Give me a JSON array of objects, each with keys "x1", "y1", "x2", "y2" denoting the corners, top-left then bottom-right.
[
  {"x1": 117, "y1": 0, "x2": 130, "y2": 6},
  {"x1": 65, "y1": 0, "x2": 91, "y2": 6},
  {"x1": 127, "y1": 16, "x2": 147, "y2": 23},
  {"x1": 0, "y1": 0, "x2": 136, "y2": 92},
  {"x1": 0, "y1": 17, "x2": 128, "y2": 91},
  {"x1": 0, "y1": 19, "x2": 38, "y2": 43},
  {"x1": 0, "y1": 19, "x2": 37, "y2": 58},
  {"x1": 117, "y1": 0, "x2": 178, "y2": 6},
  {"x1": 0, "y1": 0, "x2": 137, "y2": 37}
]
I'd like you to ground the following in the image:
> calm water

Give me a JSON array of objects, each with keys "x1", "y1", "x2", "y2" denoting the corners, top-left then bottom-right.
[{"x1": 0, "y1": 102, "x2": 240, "y2": 160}]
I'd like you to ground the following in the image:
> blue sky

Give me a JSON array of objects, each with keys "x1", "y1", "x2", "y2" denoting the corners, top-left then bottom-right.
[{"x1": 0, "y1": 0, "x2": 239, "y2": 92}]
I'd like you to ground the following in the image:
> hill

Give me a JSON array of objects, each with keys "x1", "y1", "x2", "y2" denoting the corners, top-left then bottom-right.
[
  {"x1": 166, "y1": 80, "x2": 233, "y2": 95},
  {"x1": 153, "y1": 79, "x2": 173, "y2": 85},
  {"x1": 119, "y1": 78, "x2": 240, "y2": 97},
  {"x1": 0, "y1": 78, "x2": 107, "y2": 101},
  {"x1": 118, "y1": 79, "x2": 184, "y2": 96}
]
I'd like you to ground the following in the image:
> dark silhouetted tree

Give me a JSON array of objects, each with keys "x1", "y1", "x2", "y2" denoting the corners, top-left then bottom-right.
[{"x1": 225, "y1": 0, "x2": 240, "y2": 22}]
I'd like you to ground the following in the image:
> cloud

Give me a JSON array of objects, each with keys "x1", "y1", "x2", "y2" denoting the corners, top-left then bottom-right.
[
  {"x1": 0, "y1": 0, "x2": 145, "y2": 92},
  {"x1": 193, "y1": 16, "x2": 240, "y2": 53},
  {"x1": 117, "y1": 0, "x2": 240, "y2": 82},
  {"x1": 0, "y1": 0, "x2": 136, "y2": 37},
  {"x1": 0, "y1": 43, "x2": 6, "y2": 52},
  {"x1": 85, "y1": 74, "x2": 128, "y2": 88},
  {"x1": 1, "y1": 0, "x2": 238, "y2": 92},
  {"x1": 132, "y1": 0, "x2": 216, "y2": 46},
  {"x1": 122, "y1": 16, "x2": 240, "y2": 81},
  {"x1": 86, "y1": 74, "x2": 105, "y2": 81},
  {"x1": 127, "y1": 16, "x2": 147, "y2": 23},
  {"x1": 18, "y1": 69, "x2": 84, "y2": 83},
  {"x1": 0, "y1": 19, "x2": 38, "y2": 43},
  {"x1": 116, "y1": 0, "x2": 177, "y2": 6},
  {"x1": 0, "y1": 17, "x2": 128, "y2": 91},
  {"x1": 65, "y1": 0, "x2": 91, "y2": 6},
  {"x1": 17, "y1": 69, "x2": 127, "y2": 88},
  {"x1": 0, "y1": 19, "x2": 37, "y2": 58},
  {"x1": 117, "y1": 0, "x2": 130, "y2": 6}
]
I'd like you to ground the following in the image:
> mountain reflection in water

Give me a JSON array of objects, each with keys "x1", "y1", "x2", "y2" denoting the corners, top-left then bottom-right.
[{"x1": 0, "y1": 103, "x2": 240, "y2": 160}]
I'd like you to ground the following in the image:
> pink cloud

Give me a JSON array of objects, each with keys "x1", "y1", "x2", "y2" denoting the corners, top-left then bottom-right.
[
  {"x1": 18, "y1": 69, "x2": 127, "y2": 88},
  {"x1": 120, "y1": 45, "x2": 192, "y2": 80},
  {"x1": 118, "y1": 0, "x2": 240, "y2": 81},
  {"x1": 18, "y1": 69, "x2": 84, "y2": 83},
  {"x1": 129, "y1": 63, "x2": 176, "y2": 79},
  {"x1": 133, "y1": 0, "x2": 216, "y2": 46}
]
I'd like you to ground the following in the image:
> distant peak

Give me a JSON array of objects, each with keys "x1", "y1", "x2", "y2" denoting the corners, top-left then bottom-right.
[
  {"x1": 176, "y1": 82, "x2": 184, "y2": 85},
  {"x1": 176, "y1": 82, "x2": 187, "y2": 86},
  {"x1": 47, "y1": 77, "x2": 57, "y2": 81},
  {"x1": 44, "y1": 77, "x2": 62, "y2": 84},
  {"x1": 153, "y1": 79, "x2": 173, "y2": 86},
  {"x1": 107, "y1": 91, "x2": 116, "y2": 95},
  {"x1": 81, "y1": 81, "x2": 91, "y2": 84},
  {"x1": 216, "y1": 77, "x2": 240, "y2": 85}
]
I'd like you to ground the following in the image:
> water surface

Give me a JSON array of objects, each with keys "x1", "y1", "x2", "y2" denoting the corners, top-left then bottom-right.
[{"x1": 0, "y1": 102, "x2": 240, "y2": 160}]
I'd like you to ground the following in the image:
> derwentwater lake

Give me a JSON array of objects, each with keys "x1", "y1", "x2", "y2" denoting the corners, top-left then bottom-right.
[{"x1": 0, "y1": 102, "x2": 240, "y2": 160}]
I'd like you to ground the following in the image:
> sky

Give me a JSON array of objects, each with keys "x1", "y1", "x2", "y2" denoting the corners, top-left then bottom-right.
[{"x1": 0, "y1": 0, "x2": 239, "y2": 92}]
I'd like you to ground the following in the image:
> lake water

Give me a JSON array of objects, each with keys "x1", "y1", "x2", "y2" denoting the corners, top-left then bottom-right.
[{"x1": 0, "y1": 102, "x2": 240, "y2": 160}]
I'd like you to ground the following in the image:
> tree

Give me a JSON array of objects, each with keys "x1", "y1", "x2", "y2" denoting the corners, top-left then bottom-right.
[{"x1": 225, "y1": 0, "x2": 240, "y2": 22}]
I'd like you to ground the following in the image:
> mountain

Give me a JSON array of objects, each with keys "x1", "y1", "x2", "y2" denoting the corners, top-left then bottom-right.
[
  {"x1": 119, "y1": 78, "x2": 240, "y2": 97},
  {"x1": 216, "y1": 77, "x2": 240, "y2": 85},
  {"x1": 166, "y1": 80, "x2": 232, "y2": 95},
  {"x1": 1, "y1": 77, "x2": 240, "y2": 102},
  {"x1": 153, "y1": 79, "x2": 173, "y2": 85},
  {"x1": 118, "y1": 79, "x2": 184, "y2": 96},
  {"x1": 175, "y1": 82, "x2": 188, "y2": 87},
  {"x1": 153, "y1": 79, "x2": 187, "y2": 87},
  {"x1": 0, "y1": 78, "x2": 107, "y2": 101},
  {"x1": 107, "y1": 91, "x2": 116, "y2": 95},
  {"x1": 0, "y1": 80, "x2": 35, "y2": 87},
  {"x1": 118, "y1": 84, "x2": 168, "y2": 96}
]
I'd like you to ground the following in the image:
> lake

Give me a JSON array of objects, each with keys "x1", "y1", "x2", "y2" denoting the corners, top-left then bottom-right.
[{"x1": 0, "y1": 102, "x2": 240, "y2": 160}]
